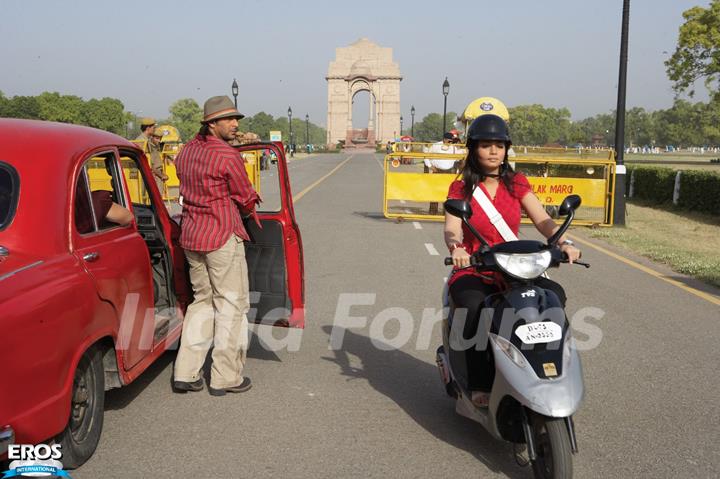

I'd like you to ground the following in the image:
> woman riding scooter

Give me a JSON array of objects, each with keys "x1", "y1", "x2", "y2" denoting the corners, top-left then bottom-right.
[{"x1": 444, "y1": 114, "x2": 582, "y2": 405}]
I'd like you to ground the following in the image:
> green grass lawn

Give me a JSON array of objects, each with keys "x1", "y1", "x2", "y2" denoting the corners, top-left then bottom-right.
[{"x1": 587, "y1": 202, "x2": 720, "y2": 288}]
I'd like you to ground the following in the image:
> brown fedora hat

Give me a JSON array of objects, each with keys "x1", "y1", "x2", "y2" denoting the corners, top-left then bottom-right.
[{"x1": 202, "y1": 95, "x2": 245, "y2": 123}]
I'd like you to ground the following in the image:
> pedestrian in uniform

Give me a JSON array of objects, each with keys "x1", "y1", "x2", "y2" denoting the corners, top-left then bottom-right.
[
  {"x1": 173, "y1": 95, "x2": 260, "y2": 396},
  {"x1": 149, "y1": 128, "x2": 169, "y2": 195},
  {"x1": 135, "y1": 117, "x2": 156, "y2": 146}
]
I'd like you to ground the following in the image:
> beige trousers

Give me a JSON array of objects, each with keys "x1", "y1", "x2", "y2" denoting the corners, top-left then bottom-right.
[{"x1": 174, "y1": 234, "x2": 250, "y2": 389}]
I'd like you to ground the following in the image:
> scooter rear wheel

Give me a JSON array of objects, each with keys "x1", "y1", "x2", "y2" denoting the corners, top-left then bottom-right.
[{"x1": 530, "y1": 414, "x2": 573, "y2": 479}]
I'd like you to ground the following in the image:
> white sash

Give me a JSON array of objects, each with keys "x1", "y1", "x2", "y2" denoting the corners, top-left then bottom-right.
[{"x1": 472, "y1": 186, "x2": 518, "y2": 242}]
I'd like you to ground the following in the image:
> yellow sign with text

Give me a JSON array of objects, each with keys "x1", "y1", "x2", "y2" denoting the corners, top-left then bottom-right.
[{"x1": 527, "y1": 178, "x2": 606, "y2": 208}]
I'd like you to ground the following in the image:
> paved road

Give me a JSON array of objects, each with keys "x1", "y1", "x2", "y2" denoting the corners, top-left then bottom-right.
[{"x1": 74, "y1": 152, "x2": 720, "y2": 478}]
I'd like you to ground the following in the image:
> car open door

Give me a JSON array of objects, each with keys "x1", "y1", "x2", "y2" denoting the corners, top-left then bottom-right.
[{"x1": 235, "y1": 142, "x2": 304, "y2": 328}]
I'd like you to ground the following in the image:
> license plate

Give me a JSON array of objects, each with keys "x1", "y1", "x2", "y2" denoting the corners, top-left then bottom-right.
[{"x1": 514, "y1": 322, "x2": 562, "y2": 344}]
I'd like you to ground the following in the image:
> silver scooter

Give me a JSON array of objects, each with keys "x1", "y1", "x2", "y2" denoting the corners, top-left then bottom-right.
[{"x1": 436, "y1": 195, "x2": 588, "y2": 479}]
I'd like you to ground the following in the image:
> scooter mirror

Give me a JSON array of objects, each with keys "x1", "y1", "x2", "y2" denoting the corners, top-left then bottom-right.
[
  {"x1": 444, "y1": 200, "x2": 472, "y2": 220},
  {"x1": 559, "y1": 194, "x2": 582, "y2": 216}
]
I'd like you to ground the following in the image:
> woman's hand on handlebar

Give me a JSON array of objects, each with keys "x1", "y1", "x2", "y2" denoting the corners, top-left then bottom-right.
[
  {"x1": 560, "y1": 244, "x2": 582, "y2": 264},
  {"x1": 452, "y1": 247, "x2": 471, "y2": 268}
]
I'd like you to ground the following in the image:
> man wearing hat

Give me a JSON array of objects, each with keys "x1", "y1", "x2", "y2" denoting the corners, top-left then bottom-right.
[
  {"x1": 135, "y1": 117, "x2": 156, "y2": 144},
  {"x1": 172, "y1": 95, "x2": 260, "y2": 396},
  {"x1": 149, "y1": 128, "x2": 169, "y2": 193}
]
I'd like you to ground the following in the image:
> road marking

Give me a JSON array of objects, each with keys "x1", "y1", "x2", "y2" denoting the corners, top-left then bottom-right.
[
  {"x1": 293, "y1": 155, "x2": 353, "y2": 203},
  {"x1": 413, "y1": 222, "x2": 422, "y2": 230},
  {"x1": 425, "y1": 243, "x2": 440, "y2": 256},
  {"x1": 570, "y1": 234, "x2": 720, "y2": 307},
  {"x1": 375, "y1": 156, "x2": 384, "y2": 171}
]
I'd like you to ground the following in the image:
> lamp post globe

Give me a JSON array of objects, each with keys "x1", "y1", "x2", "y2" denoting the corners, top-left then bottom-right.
[
  {"x1": 287, "y1": 106, "x2": 294, "y2": 157},
  {"x1": 410, "y1": 105, "x2": 415, "y2": 138},
  {"x1": 305, "y1": 114, "x2": 310, "y2": 151},
  {"x1": 442, "y1": 77, "x2": 450, "y2": 136},
  {"x1": 231, "y1": 79, "x2": 239, "y2": 108}
]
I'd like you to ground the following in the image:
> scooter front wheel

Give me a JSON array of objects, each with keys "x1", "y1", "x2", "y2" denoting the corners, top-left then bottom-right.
[{"x1": 530, "y1": 414, "x2": 573, "y2": 479}]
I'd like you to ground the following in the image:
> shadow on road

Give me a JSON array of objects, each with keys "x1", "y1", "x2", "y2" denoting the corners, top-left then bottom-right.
[
  {"x1": 105, "y1": 350, "x2": 175, "y2": 410},
  {"x1": 352, "y1": 211, "x2": 388, "y2": 222},
  {"x1": 665, "y1": 274, "x2": 720, "y2": 297},
  {"x1": 105, "y1": 332, "x2": 280, "y2": 410},
  {"x1": 321, "y1": 326, "x2": 531, "y2": 479}
]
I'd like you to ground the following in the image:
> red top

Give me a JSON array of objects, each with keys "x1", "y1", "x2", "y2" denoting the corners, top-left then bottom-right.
[
  {"x1": 176, "y1": 134, "x2": 259, "y2": 252},
  {"x1": 447, "y1": 173, "x2": 532, "y2": 286}
]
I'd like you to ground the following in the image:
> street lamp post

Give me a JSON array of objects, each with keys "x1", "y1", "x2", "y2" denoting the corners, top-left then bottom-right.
[
  {"x1": 613, "y1": 0, "x2": 630, "y2": 226},
  {"x1": 400, "y1": 115, "x2": 404, "y2": 136},
  {"x1": 442, "y1": 77, "x2": 450, "y2": 136},
  {"x1": 411, "y1": 105, "x2": 415, "y2": 138},
  {"x1": 231, "y1": 79, "x2": 239, "y2": 108},
  {"x1": 305, "y1": 114, "x2": 310, "y2": 151},
  {"x1": 287, "y1": 106, "x2": 294, "y2": 158}
]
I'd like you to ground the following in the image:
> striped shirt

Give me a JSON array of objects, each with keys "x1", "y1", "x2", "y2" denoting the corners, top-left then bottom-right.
[{"x1": 176, "y1": 134, "x2": 259, "y2": 252}]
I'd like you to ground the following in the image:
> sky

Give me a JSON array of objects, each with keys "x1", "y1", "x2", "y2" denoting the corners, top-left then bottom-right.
[{"x1": 0, "y1": 0, "x2": 712, "y2": 127}]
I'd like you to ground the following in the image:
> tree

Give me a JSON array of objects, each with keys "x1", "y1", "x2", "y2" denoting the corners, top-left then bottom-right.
[
  {"x1": 37, "y1": 92, "x2": 84, "y2": 123},
  {"x1": 168, "y1": 98, "x2": 202, "y2": 142},
  {"x1": 412, "y1": 112, "x2": 456, "y2": 141},
  {"x1": 247, "y1": 111, "x2": 276, "y2": 140},
  {"x1": 1, "y1": 95, "x2": 41, "y2": 120},
  {"x1": 82, "y1": 98, "x2": 126, "y2": 135},
  {"x1": 666, "y1": 1, "x2": 720, "y2": 97},
  {"x1": 509, "y1": 105, "x2": 572, "y2": 145}
]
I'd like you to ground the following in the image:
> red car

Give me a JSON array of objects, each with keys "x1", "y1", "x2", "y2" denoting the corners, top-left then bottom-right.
[{"x1": 0, "y1": 120, "x2": 304, "y2": 467}]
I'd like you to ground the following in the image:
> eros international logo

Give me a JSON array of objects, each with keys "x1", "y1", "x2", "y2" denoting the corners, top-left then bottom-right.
[{"x1": 3, "y1": 444, "x2": 72, "y2": 478}]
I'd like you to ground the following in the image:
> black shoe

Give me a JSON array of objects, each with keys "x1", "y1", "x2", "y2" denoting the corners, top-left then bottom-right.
[
  {"x1": 173, "y1": 378, "x2": 204, "y2": 392},
  {"x1": 208, "y1": 377, "x2": 252, "y2": 396}
]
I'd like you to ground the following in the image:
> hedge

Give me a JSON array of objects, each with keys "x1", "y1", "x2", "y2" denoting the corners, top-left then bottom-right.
[
  {"x1": 627, "y1": 166, "x2": 720, "y2": 215},
  {"x1": 629, "y1": 166, "x2": 677, "y2": 204},
  {"x1": 677, "y1": 170, "x2": 720, "y2": 215}
]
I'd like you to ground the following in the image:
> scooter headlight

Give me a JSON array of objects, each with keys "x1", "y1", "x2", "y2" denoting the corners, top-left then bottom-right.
[
  {"x1": 494, "y1": 250, "x2": 552, "y2": 280},
  {"x1": 489, "y1": 333, "x2": 526, "y2": 368}
]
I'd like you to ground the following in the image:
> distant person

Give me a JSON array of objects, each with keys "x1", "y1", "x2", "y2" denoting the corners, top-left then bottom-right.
[
  {"x1": 135, "y1": 117, "x2": 156, "y2": 149},
  {"x1": 149, "y1": 128, "x2": 169, "y2": 194},
  {"x1": 424, "y1": 132, "x2": 462, "y2": 173}
]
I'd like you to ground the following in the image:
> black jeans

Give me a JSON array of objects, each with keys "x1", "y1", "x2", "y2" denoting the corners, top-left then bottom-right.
[{"x1": 447, "y1": 274, "x2": 567, "y2": 391}]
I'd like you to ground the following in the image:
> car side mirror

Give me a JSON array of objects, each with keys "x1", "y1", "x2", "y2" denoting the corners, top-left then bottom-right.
[
  {"x1": 444, "y1": 200, "x2": 472, "y2": 220},
  {"x1": 558, "y1": 195, "x2": 581, "y2": 216}
]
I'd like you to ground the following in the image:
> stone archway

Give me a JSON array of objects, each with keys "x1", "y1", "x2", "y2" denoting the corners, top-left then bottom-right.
[{"x1": 326, "y1": 38, "x2": 402, "y2": 148}]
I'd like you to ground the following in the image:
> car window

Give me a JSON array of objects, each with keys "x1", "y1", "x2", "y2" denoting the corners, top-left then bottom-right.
[
  {"x1": 74, "y1": 152, "x2": 127, "y2": 234},
  {"x1": 240, "y1": 147, "x2": 281, "y2": 213},
  {"x1": 0, "y1": 162, "x2": 19, "y2": 231},
  {"x1": 119, "y1": 152, "x2": 154, "y2": 208}
]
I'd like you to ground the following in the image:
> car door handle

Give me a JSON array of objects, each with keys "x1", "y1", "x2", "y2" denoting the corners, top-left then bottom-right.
[{"x1": 83, "y1": 252, "x2": 100, "y2": 262}]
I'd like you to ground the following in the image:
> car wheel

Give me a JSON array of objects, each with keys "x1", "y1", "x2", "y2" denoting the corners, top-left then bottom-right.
[{"x1": 56, "y1": 347, "x2": 105, "y2": 469}]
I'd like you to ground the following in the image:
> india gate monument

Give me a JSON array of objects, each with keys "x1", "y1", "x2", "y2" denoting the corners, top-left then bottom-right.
[{"x1": 326, "y1": 38, "x2": 402, "y2": 148}]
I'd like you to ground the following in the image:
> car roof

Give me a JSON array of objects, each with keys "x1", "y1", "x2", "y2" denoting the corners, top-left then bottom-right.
[{"x1": 0, "y1": 119, "x2": 139, "y2": 164}]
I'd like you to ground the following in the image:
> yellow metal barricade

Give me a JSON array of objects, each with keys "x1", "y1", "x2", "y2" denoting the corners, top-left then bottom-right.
[
  {"x1": 383, "y1": 149, "x2": 616, "y2": 226},
  {"x1": 87, "y1": 156, "x2": 150, "y2": 205},
  {"x1": 239, "y1": 150, "x2": 261, "y2": 194},
  {"x1": 161, "y1": 143, "x2": 181, "y2": 201}
]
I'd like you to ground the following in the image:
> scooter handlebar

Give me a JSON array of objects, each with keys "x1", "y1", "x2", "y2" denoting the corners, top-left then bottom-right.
[{"x1": 444, "y1": 256, "x2": 479, "y2": 266}]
